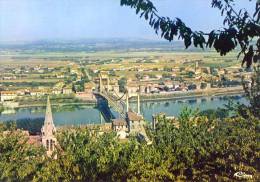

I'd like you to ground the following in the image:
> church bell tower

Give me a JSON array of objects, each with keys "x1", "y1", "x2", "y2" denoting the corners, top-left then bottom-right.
[{"x1": 41, "y1": 96, "x2": 57, "y2": 157}]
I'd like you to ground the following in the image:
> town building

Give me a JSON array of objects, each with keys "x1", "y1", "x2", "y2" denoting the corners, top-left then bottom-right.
[
  {"x1": 164, "y1": 80, "x2": 174, "y2": 89},
  {"x1": 2, "y1": 101, "x2": 19, "y2": 108},
  {"x1": 126, "y1": 111, "x2": 145, "y2": 134},
  {"x1": 84, "y1": 82, "x2": 96, "y2": 93},
  {"x1": 139, "y1": 85, "x2": 146, "y2": 93},
  {"x1": 52, "y1": 89, "x2": 61, "y2": 95},
  {"x1": 201, "y1": 67, "x2": 211, "y2": 74},
  {"x1": 0, "y1": 91, "x2": 17, "y2": 102},
  {"x1": 62, "y1": 87, "x2": 73, "y2": 94},
  {"x1": 112, "y1": 118, "x2": 128, "y2": 132},
  {"x1": 126, "y1": 84, "x2": 139, "y2": 95},
  {"x1": 30, "y1": 89, "x2": 47, "y2": 97},
  {"x1": 112, "y1": 118, "x2": 128, "y2": 139}
]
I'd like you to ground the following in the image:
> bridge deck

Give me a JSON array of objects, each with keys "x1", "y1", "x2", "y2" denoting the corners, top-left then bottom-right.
[{"x1": 93, "y1": 91, "x2": 126, "y2": 119}]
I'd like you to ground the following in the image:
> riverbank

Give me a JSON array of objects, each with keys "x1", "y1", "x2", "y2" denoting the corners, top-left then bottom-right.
[
  {"x1": 1, "y1": 86, "x2": 244, "y2": 109},
  {"x1": 9, "y1": 94, "x2": 97, "y2": 108},
  {"x1": 130, "y1": 86, "x2": 244, "y2": 102},
  {"x1": 17, "y1": 102, "x2": 96, "y2": 108}
]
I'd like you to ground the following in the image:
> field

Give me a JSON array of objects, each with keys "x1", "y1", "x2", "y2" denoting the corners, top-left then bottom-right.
[
  {"x1": 0, "y1": 49, "x2": 242, "y2": 82},
  {"x1": 0, "y1": 39, "x2": 245, "y2": 92}
]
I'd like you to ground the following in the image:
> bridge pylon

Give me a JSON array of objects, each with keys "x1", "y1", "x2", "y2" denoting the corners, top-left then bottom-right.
[
  {"x1": 99, "y1": 72, "x2": 110, "y2": 92},
  {"x1": 126, "y1": 90, "x2": 129, "y2": 113},
  {"x1": 107, "y1": 77, "x2": 110, "y2": 92},
  {"x1": 99, "y1": 73, "x2": 103, "y2": 92},
  {"x1": 137, "y1": 92, "x2": 140, "y2": 115}
]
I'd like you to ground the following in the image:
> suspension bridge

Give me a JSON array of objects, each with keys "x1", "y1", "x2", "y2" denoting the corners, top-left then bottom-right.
[
  {"x1": 93, "y1": 73, "x2": 151, "y2": 144},
  {"x1": 93, "y1": 73, "x2": 131, "y2": 122}
]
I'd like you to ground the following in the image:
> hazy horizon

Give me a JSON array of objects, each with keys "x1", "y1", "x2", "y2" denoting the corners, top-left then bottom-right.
[{"x1": 0, "y1": 0, "x2": 255, "y2": 42}]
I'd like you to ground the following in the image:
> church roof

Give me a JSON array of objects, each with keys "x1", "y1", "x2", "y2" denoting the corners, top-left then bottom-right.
[{"x1": 41, "y1": 96, "x2": 56, "y2": 136}]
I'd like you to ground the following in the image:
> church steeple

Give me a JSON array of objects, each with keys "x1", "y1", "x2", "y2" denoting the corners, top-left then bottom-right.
[
  {"x1": 44, "y1": 96, "x2": 54, "y2": 126},
  {"x1": 41, "y1": 96, "x2": 56, "y2": 136},
  {"x1": 41, "y1": 96, "x2": 57, "y2": 157}
]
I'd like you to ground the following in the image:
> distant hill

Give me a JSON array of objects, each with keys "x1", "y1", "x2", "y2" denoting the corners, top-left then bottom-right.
[{"x1": 0, "y1": 38, "x2": 208, "y2": 52}]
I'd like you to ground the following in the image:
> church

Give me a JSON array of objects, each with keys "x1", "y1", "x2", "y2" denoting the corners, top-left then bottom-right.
[
  {"x1": 41, "y1": 96, "x2": 57, "y2": 157},
  {"x1": 26, "y1": 96, "x2": 58, "y2": 157}
]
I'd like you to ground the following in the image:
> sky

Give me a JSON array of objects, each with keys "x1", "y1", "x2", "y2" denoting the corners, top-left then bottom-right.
[{"x1": 0, "y1": 0, "x2": 256, "y2": 42}]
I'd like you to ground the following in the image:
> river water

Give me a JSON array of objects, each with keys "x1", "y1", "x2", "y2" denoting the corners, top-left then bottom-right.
[{"x1": 0, "y1": 95, "x2": 247, "y2": 126}]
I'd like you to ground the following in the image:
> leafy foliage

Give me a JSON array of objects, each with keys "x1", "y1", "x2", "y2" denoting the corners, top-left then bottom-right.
[
  {"x1": 241, "y1": 65, "x2": 260, "y2": 118},
  {"x1": 120, "y1": 0, "x2": 260, "y2": 67},
  {"x1": 0, "y1": 106, "x2": 259, "y2": 181},
  {"x1": 0, "y1": 130, "x2": 45, "y2": 181}
]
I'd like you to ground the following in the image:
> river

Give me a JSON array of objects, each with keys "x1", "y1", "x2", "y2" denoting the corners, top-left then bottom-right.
[{"x1": 0, "y1": 95, "x2": 247, "y2": 126}]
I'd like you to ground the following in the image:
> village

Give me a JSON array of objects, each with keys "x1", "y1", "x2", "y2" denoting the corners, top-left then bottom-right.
[{"x1": 0, "y1": 55, "x2": 253, "y2": 109}]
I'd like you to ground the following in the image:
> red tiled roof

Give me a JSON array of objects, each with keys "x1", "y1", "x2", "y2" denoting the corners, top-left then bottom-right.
[
  {"x1": 0, "y1": 91, "x2": 17, "y2": 95},
  {"x1": 127, "y1": 111, "x2": 143, "y2": 121},
  {"x1": 112, "y1": 119, "x2": 127, "y2": 126},
  {"x1": 28, "y1": 135, "x2": 42, "y2": 146},
  {"x1": 3, "y1": 130, "x2": 42, "y2": 146}
]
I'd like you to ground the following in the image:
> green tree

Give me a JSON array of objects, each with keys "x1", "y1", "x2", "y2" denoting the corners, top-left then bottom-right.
[
  {"x1": 187, "y1": 71, "x2": 195, "y2": 78},
  {"x1": 121, "y1": 0, "x2": 260, "y2": 67},
  {"x1": 163, "y1": 66, "x2": 172, "y2": 72},
  {"x1": 242, "y1": 65, "x2": 260, "y2": 118},
  {"x1": 118, "y1": 77, "x2": 127, "y2": 92},
  {"x1": 0, "y1": 130, "x2": 45, "y2": 181}
]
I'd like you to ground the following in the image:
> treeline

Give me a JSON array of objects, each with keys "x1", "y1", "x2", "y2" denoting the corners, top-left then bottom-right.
[
  {"x1": 1, "y1": 81, "x2": 55, "y2": 88},
  {"x1": 0, "y1": 106, "x2": 259, "y2": 181},
  {"x1": 15, "y1": 94, "x2": 83, "y2": 105},
  {"x1": 4, "y1": 118, "x2": 44, "y2": 135}
]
